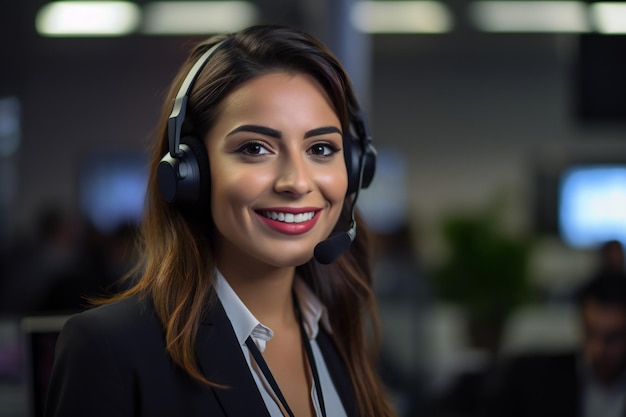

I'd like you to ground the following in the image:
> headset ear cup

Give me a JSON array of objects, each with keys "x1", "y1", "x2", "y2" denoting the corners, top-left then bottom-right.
[
  {"x1": 344, "y1": 134, "x2": 377, "y2": 195},
  {"x1": 344, "y1": 135, "x2": 361, "y2": 195},
  {"x1": 179, "y1": 136, "x2": 211, "y2": 209},
  {"x1": 157, "y1": 152, "x2": 180, "y2": 203},
  {"x1": 156, "y1": 135, "x2": 209, "y2": 206},
  {"x1": 360, "y1": 143, "x2": 376, "y2": 189}
]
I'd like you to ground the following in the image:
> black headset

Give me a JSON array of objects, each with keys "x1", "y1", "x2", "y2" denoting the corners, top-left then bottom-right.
[{"x1": 156, "y1": 38, "x2": 376, "y2": 264}]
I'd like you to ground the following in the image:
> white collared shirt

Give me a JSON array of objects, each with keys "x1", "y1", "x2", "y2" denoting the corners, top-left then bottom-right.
[
  {"x1": 583, "y1": 381, "x2": 626, "y2": 417},
  {"x1": 580, "y1": 359, "x2": 626, "y2": 417},
  {"x1": 214, "y1": 270, "x2": 348, "y2": 417}
]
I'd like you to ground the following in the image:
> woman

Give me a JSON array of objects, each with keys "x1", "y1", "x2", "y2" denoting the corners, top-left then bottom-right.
[{"x1": 45, "y1": 25, "x2": 395, "y2": 417}]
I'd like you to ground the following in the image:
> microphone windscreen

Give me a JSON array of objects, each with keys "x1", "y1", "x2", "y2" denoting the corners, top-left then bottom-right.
[{"x1": 314, "y1": 232, "x2": 352, "y2": 264}]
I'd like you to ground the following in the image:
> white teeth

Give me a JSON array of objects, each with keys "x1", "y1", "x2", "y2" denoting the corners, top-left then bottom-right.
[{"x1": 263, "y1": 211, "x2": 315, "y2": 223}]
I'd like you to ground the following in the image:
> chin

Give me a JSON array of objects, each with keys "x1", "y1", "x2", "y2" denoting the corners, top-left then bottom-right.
[{"x1": 261, "y1": 250, "x2": 315, "y2": 268}]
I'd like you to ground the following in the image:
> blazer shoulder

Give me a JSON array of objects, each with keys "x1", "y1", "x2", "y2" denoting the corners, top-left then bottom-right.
[
  {"x1": 60, "y1": 294, "x2": 163, "y2": 355},
  {"x1": 70, "y1": 294, "x2": 157, "y2": 330},
  {"x1": 46, "y1": 295, "x2": 161, "y2": 417}
]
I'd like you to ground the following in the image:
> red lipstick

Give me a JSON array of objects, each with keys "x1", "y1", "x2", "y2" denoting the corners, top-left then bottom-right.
[{"x1": 255, "y1": 207, "x2": 321, "y2": 235}]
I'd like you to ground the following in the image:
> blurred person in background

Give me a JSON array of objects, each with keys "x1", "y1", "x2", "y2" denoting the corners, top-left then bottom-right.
[
  {"x1": 485, "y1": 270, "x2": 626, "y2": 417},
  {"x1": 0, "y1": 204, "x2": 136, "y2": 315},
  {"x1": 45, "y1": 25, "x2": 395, "y2": 417},
  {"x1": 0, "y1": 205, "x2": 91, "y2": 314},
  {"x1": 598, "y1": 240, "x2": 625, "y2": 275}
]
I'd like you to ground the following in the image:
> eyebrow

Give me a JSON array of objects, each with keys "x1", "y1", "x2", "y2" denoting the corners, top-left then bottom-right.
[
  {"x1": 225, "y1": 125, "x2": 342, "y2": 140},
  {"x1": 304, "y1": 126, "x2": 342, "y2": 138},
  {"x1": 226, "y1": 125, "x2": 281, "y2": 139}
]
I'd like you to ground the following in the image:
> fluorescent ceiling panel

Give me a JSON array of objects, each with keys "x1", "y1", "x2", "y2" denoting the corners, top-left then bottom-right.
[
  {"x1": 591, "y1": 3, "x2": 626, "y2": 34},
  {"x1": 36, "y1": 1, "x2": 140, "y2": 36},
  {"x1": 471, "y1": 1, "x2": 589, "y2": 33},
  {"x1": 142, "y1": 1, "x2": 258, "y2": 35},
  {"x1": 351, "y1": 1, "x2": 452, "y2": 34}
]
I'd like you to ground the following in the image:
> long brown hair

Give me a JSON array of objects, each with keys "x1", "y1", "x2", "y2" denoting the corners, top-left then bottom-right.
[{"x1": 108, "y1": 25, "x2": 395, "y2": 417}]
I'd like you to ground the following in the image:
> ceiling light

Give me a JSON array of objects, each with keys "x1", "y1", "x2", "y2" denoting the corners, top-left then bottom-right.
[
  {"x1": 142, "y1": 1, "x2": 258, "y2": 35},
  {"x1": 350, "y1": 1, "x2": 453, "y2": 34},
  {"x1": 591, "y1": 2, "x2": 626, "y2": 34},
  {"x1": 36, "y1": 1, "x2": 140, "y2": 37},
  {"x1": 470, "y1": 1, "x2": 590, "y2": 33}
]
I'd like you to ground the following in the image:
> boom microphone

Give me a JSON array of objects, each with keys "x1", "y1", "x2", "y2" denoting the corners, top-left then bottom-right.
[{"x1": 313, "y1": 222, "x2": 356, "y2": 265}]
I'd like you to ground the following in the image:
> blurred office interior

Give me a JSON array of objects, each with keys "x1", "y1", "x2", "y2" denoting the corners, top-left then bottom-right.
[{"x1": 1, "y1": 1, "x2": 626, "y2": 416}]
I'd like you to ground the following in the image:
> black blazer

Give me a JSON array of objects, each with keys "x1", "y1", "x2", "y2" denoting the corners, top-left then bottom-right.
[{"x1": 45, "y1": 295, "x2": 359, "y2": 417}]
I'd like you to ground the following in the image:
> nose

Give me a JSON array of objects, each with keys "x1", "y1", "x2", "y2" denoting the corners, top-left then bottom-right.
[{"x1": 274, "y1": 150, "x2": 313, "y2": 197}]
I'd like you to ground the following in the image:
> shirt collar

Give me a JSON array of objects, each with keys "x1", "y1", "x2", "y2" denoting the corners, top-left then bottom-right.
[
  {"x1": 293, "y1": 277, "x2": 332, "y2": 339},
  {"x1": 214, "y1": 269, "x2": 270, "y2": 348},
  {"x1": 214, "y1": 270, "x2": 331, "y2": 350}
]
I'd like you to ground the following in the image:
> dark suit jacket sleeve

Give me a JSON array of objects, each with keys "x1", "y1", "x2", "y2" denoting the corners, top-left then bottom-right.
[{"x1": 45, "y1": 312, "x2": 134, "y2": 417}]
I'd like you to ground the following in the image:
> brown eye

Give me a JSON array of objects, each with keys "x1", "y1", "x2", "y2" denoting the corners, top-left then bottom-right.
[
  {"x1": 308, "y1": 143, "x2": 340, "y2": 157},
  {"x1": 238, "y1": 142, "x2": 270, "y2": 155}
]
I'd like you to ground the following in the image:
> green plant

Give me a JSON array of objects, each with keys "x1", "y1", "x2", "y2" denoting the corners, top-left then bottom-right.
[{"x1": 432, "y1": 199, "x2": 535, "y2": 321}]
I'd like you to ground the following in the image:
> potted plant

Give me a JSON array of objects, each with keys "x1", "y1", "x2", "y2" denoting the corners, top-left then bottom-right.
[{"x1": 431, "y1": 198, "x2": 535, "y2": 354}]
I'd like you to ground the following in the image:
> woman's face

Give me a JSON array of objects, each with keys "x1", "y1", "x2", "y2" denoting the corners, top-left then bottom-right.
[{"x1": 205, "y1": 72, "x2": 348, "y2": 269}]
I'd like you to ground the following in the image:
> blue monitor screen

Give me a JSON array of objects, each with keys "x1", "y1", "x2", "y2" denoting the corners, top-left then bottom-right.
[
  {"x1": 559, "y1": 165, "x2": 626, "y2": 248},
  {"x1": 78, "y1": 150, "x2": 148, "y2": 234}
]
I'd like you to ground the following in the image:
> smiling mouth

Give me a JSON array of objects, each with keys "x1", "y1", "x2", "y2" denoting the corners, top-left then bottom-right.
[{"x1": 260, "y1": 210, "x2": 316, "y2": 224}]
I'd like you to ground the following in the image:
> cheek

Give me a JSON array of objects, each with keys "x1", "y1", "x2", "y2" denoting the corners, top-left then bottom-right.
[
  {"x1": 209, "y1": 165, "x2": 270, "y2": 213},
  {"x1": 319, "y1": 164, "x2": 348, "y2": 203}
]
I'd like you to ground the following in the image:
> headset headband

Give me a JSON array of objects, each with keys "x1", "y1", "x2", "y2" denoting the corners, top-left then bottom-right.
[{"x1": 167, "y1": 39, "x2": 229, "y2": 158}]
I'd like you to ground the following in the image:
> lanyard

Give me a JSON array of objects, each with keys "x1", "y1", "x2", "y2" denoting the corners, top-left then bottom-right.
[{"x1": 245, "y1": 296, "x2": 327, "y2": 417}]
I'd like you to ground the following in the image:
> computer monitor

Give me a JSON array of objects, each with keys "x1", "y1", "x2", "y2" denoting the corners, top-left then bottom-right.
[
  {"x1": 559, "y1": 164, "x2": 626, "y2": 248},
  {"x1": 78, "y1": 149, "x2": 148, "y2": 235}
]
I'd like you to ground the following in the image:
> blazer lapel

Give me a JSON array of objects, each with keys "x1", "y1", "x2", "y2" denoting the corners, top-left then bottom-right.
[
  {"x1": 196, "y1": 300, "x2": 270, "y2": 417},
  {"x1": 316, "y1": 329, "x2": 360, "y2": 417}
]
